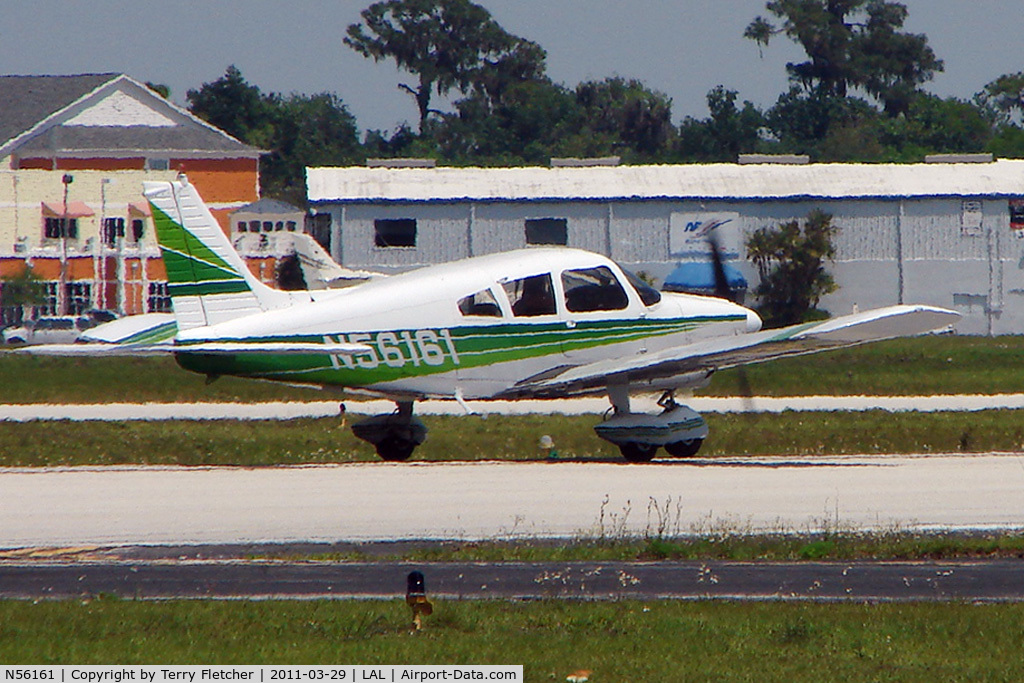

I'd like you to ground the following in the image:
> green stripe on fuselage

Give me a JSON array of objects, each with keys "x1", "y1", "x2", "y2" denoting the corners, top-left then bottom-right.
[{"x1": 174, "y1": 314, "x2": 744, "y2": 388}]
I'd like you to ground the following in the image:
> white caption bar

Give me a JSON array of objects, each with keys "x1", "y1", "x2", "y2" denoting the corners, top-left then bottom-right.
[{"x1": 0, "y1": 667, "x2": 522, "y2": 683}]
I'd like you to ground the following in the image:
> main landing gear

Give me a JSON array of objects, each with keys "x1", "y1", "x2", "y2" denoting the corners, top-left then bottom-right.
[
  {"x1": 594, "y1": 389, "x2": 709, "y2": 463},
  {"x1": 351, "y1": 401, "x2": 428, "y2": 462}
]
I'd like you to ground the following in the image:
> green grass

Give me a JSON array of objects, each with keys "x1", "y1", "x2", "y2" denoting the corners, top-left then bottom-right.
[
  {"x1": 707, "y1": 334, "x2": 1024, "y2": 396},
  {"x1": 279, "y1": 530, "x2": 1024, "y2": 564},
  {"x1": 3, "y1": 335, "x2": 1024, "y2": 404},
  {"x1": 0, "y1": 410, "x2": 1021, "y2": 467},
  {"x1": 2, "y1": 599, "x2": 1023, "y2": 681}
]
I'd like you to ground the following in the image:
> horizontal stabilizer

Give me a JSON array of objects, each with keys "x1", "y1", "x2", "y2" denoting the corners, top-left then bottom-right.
[{"x1": 504, "y1": 304, "x2": 959, "y2": 398}]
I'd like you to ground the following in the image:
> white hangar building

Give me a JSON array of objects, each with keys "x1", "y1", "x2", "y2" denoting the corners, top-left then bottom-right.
[{"x1": 307, "y1": 159, "x2": 1024, "y2": 335}]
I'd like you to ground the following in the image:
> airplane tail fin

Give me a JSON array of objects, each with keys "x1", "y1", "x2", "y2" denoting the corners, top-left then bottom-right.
[{"x1": 144, "y1": 176, "x2": 290, "y2": 331}]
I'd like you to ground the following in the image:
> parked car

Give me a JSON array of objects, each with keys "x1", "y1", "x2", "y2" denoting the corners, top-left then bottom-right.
[{"x1": 2, "y1": 315, "x2": 102, "y2": 345}]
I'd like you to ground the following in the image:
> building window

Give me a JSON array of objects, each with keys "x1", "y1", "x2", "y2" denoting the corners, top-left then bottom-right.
[
  {"x1": 65, "y1": 282, "x2": 91, "y2": 315},
  {"x1": 309, "y1": 214, "x2": 331, "y2": 251},
  {"x1": 33, "y1": 283, "x2": 59, "y2": 317},
  {"x1": 525, "y1": 218, "x2": 568, "y2": 245},
  {"x1": 286, "y1": 221, "x2": 297, "y2": 232},
  {"x1": 148, "y1": 282, "x2": 172, "y2": 313},
  {"x1": 44, "y1": 217, "x2": 78, "y2": 239},
  {"x1": 149, "y1": 159, "x2": 170, "y2": 171},
  {"x1": 131, "y1": 219, "x2": 145, "y2": 241},
  {"x1": 374, "y1": 218, "x2": 417, "y2": 248},
  {"x1": 102, "y1": 217, "x2": 125, "y2": 247},
  {"x1": 961, "y1": 200, "x2": 983, "y2": 237}
]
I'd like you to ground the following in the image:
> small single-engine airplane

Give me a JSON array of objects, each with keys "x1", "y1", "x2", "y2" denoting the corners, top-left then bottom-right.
[{"x1": 21, "y1": 176, "x2": 959, "y2": 462}]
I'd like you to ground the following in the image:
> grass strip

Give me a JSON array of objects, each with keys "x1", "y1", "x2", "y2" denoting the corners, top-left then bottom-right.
[
  {"x1": 1, "y1": 410, "x2": 1022, "y2": 467},
  {"x1": 318, "y1": 531, "x2": 1024, "y2": 564},
  {"x1": 4, "y1": 335, "x2": 1024, "y2": 403},
  {"x1": 2, "y1": 598, "x2": 1024, "y2": 681}
]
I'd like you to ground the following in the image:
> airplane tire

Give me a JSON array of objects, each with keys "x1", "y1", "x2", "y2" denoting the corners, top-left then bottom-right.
[
  {"x1": 665, "y1": 438, "x2": 704, "y2": 458},
  {"x1": 619, "y1": 442, "x2": 658, "y2": 463},
  {"x1": 375, "y1": 435, "x2": 416, "y2": 462}
]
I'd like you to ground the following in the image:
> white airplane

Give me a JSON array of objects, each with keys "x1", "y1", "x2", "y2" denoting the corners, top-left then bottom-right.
[{"x1": 23, "y1": 176, "x2": 959, "y2": 462}]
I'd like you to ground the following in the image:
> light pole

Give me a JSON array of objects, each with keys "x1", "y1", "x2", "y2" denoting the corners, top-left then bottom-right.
[{"x1": 59, "y1": 173, "x2": 73, "y2": 315}]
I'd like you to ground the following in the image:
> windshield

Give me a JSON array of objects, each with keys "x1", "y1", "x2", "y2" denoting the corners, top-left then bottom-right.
[{"x1": 622, "y1": 269, "x2": 661, "y2": 306}]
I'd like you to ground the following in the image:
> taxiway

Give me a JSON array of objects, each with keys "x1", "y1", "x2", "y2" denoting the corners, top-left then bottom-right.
[{"x1": 2, "y1": 454, "x2": 1024, "y2": 548}]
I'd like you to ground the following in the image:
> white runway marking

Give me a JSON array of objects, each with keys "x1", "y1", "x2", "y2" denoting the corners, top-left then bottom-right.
[{"x1": 3, "y1": 454, "x2": 1024, "y2": 547}]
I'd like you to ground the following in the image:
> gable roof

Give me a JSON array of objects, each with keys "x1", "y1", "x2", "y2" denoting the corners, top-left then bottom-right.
[
  {"x1": 232, "y1": 198, "x2": 303, "y2": 215},
  {"x1": 0, "y1": 73, "x2": 260, "y2": 159},
  {"x1": 0, "y1": 73, "x2": 119, "y2": 147}
]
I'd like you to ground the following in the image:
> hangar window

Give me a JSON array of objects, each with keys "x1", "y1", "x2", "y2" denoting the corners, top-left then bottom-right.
[
  {"x1": 503, "y1": 274, "x2": 556, "y2": 317},
  {"x1": 525, "y1": 218, "x2": 567, "y2": 245},
  {"x1": 562, "y1": 266, "x2": 628, "y2": 312},
  {"x1": 458, "y1": 288, "x2": 502, "y2": 317},
  {"x1": 375, "y1": 218, "x2": 417, "y2": 248}
]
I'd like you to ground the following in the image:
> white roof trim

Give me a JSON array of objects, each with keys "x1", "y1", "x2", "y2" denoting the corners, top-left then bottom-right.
[{"x1": 307, "y1": 160, "x2": 1024, "y2": 203}]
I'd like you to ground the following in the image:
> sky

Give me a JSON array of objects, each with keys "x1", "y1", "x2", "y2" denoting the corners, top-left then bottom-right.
[{"x1": 1, "y1": 0, "x2": 1022, "y2": 134}]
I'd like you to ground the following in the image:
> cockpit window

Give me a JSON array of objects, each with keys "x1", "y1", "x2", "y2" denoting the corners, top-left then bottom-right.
[
  {"x1": 623, "y1": 268, "x2": 662, "y2": 306},
  {"x1": 458, "y1": 288, "x2": 502, "y2": 317},
  {"x1": 503, "y1": 274, "x2": 557, "y2": 317},
  {"x1": 561, "y1": 266, "x2": 629, "y2": 312}
]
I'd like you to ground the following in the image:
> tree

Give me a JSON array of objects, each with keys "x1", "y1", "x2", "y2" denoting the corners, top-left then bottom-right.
[
  {"x1": 188, "y1": 68, "x2": 362, "y2": 206},
  {"x1": 186, "y1": 66, "x2": 274, "y2": 147},
  {"x1": 145, "y1": 82, "x2": 171, "y2": 99},
  {"x1": 677, "y1": 86, "x2": 765, "y2": 161},
  {"x1": 764, "y1": 86, "x2": 878, "y2": 158},
  {"x1": 0, "y1": 266, "x2": 45, "y2": 326},
  {"x1": 746, "y1": 209, "x2": 838, "y2": 327},
  {"x1": 436, "y1": 79, "x2": 582, "y2": 164},
  {"x1": 745, "y1": 1, "x2": 943, "y2": 116},
  {"x1": 875, "y1": 94, "x2": 991, "y2": 160},
  {"x1": 977, "y1": 72, "x2": 1024, "y2": 126},
  {"x1": 345, "y1": 0, "x2": 545, "y2": 131},
  {"x1": 275, "y1": 253, "x2": 307, "y2": 291},
  {"x1": 261, "y1": 93, "x2": 363, "y2": 206},
  {"x1": 575, "y1": 78, "x2": 675, "y2": 159}
]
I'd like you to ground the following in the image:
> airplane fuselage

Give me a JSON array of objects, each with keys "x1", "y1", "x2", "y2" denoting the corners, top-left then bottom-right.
[{"x1": 174, "y1": 248, "x2": 761, "y2": 400}]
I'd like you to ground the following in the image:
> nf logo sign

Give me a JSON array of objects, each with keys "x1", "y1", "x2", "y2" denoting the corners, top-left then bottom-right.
[
  {"x1": 683, "y1": 218, "x2": 731, "y2": 239},
  {"x1": 670, "y1": 212, "x2": 740, "y2": 257}
]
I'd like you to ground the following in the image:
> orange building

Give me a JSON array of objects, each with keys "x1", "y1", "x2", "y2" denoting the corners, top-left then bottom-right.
[{"x1": 0, "y1": 73, "x2": 263, "y2": 323}]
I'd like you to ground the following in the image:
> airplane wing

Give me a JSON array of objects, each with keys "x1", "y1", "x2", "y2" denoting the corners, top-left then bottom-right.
[
  {"x1": 5, "y1": 340, "x2": 375, "y2": 357},
  {"x1": 500, "y1": 304, "x2": 959, "y2": 399}
]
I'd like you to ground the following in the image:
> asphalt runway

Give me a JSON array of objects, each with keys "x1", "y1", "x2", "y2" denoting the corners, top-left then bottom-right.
[
  {"x1": 3, "y1": 454, "x2": 1024, "y2": 549},
  {"x1": 3, "y1": 556, "x2": 1024, "y2": 602}
]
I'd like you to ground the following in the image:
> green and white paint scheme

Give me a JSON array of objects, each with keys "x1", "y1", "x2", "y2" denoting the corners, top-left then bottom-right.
[{"x1": 27, "y1": 176, "x2": 962, "y2": 462}]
